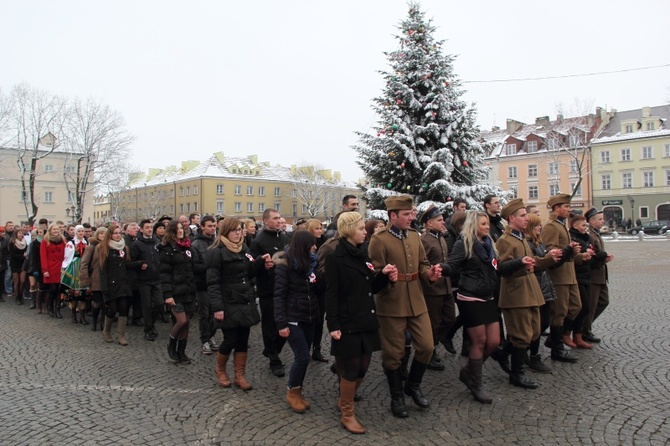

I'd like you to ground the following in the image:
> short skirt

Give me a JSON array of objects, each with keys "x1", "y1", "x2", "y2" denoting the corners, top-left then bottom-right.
[
  {"x1": 330, "y1": 330, "x2": 381, "y2": 358},
  {"x1": 457, "y1": 298, "x2": 499, "y2": 328}
]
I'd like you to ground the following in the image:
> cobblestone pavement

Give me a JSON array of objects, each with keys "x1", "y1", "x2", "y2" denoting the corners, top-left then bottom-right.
[{"x1": 1, "y1": 241, "x2": 669, "y2": 445}]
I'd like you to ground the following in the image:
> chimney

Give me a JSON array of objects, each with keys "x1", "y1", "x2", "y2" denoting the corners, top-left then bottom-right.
[
  {"x1": 492, "y1": 126, "x2": 500, "y2": 131},
  {"x1": 642, "y1": 106, "x2": 651, "y2": 118},
  {"x1": 506, "y1": 119, "x2": 524, "y2": 135},
  {"x1": 535, "y1": 116, "x2": 550, "y2": 126},
  {"x1": 556, "y1": 114, "x2": 564, "y2": 122}
]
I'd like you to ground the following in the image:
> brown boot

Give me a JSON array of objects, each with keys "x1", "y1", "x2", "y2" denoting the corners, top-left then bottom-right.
[
  {"x1": 286, "y1": 387, "x2": 306, "y2": 413},
  {"x1": 233, "y1": 352, "x2": 252, "y2": 390},
  {"x1": 563, "y1": 332, "x2": 577, "y2": 348},
  {"x1": 103, "y1": 316, "x2": 114, "y2": 343},
  {"x1": 573, "y1": 333, "x2": 593, "y2": 349},
  {"x1": 216, "y1": 352, "x2": 231, "y2": 387},
  {"x1": 299, "y1": 386, "x2": 310, "y2": 410},
  {"x1": 117, "y1": 316, "x2": 129, "y2": 346},
  {"x1": 339, "y1": 378, "x2": 365, "y2": 434}
]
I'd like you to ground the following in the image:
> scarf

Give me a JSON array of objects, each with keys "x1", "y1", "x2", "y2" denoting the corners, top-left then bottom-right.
[
  {"x1": 176, "y1": 238, "x2": 191, "y2": 250},
  {"x1": 341, "y1": 238, "x2": 368, "y2": 260},
  {"x1": 473, "y1": 236, "x2": 495, "y2": 264},
  {"x1": 47, "y1": 234, "x2": 63, "y2": 244},
  {"x1": 14, "y1": 238, "x2": 27, "y2": 250},
  {"x1": 220, "y1": 235, "x2": 243, "y2": 253},
  {"x1": 109, "y1": 239, "x2": 126, "y2": 251}
]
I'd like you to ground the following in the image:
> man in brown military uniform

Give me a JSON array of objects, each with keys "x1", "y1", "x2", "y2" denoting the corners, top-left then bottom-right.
[
  {"x1": 584, "y1": 207, "x2": 613, "y2": 343},
  {"x1": 496, "y1": 199, "x2": 560, "y2": 389},
  {"x1": 542, "y1": 194, "x2": 581, "y2": 363},
  {"x1": 368, "y1": 195, "x2": 441, "y2": 418},
  {"x1": 419, "y1": 205, "x2": 454, "y2": 371}
]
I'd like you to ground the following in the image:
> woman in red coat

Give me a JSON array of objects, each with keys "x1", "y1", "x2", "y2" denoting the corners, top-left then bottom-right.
[{"x1": 40, "y1": 223, "x2": 66, "y2": 318}]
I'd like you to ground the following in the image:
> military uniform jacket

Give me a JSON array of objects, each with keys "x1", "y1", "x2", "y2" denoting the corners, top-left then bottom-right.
[
  {"x1": 368, "y1": 227, "x2": 431, "y2": 317},
  {"x1": 588, "y1": 230, "x2": 608, "y2": 285},
  {"x1": 420, "y1": 231, "x2": 452, "y2": 297},
  {"x1": 542, "y1": 215, "x2": 577, "y2": 285},
  {"x1": 496, "y1": 228, "x2": 548, "y2": 308}
]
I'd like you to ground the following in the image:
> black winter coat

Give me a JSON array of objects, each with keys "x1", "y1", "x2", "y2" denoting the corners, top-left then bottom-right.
[
  {"x1": 488, "y1": 214, "x2": 505, "y2": 242},
  {"x1": 205, "y1": 244, "x2": 263, "y2": 329},
  {"x1": 325, "y1": 239, "x2": 388, "y2": 334},
  {"x1": 250, "y1": 229, "x2": 289, "y2": 298},
  {"x1": 100, "y1": 248, "x2": 143, "y2": 302},
  {"x1": 123, "y1": 234, "x2": 139, "y2": 289},
  {"x1": 273, "y1": 253, "x2": 319, "y2": 329},
  {"x1": 131, "y1": 237, "x2": 161, "y2": 283},
  {"x1": 159, "y1": 242, "x2": 197, "y2": 304},
  {"x1": 8, "y1": 242, "x2": 27, "y2": 272},
  {"x1": 28, "y1": 239, "x2": 42, "y2": 276},
  {"x1": 191, "y1": 232, "x2": 215, "y2": 291},
  {"x1": 527, "y1": 239, "x2": 557, "y2": 303},
  {"x1": 441, "y1": 238, "x2": 498, "y2": 299},
  {"x1": 569, "y1": 228, "x2": 592, "y2": 286}
]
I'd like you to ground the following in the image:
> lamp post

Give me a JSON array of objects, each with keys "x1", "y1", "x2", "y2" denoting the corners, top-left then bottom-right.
[{"x1": 627, "y1": 195, "x2": 635, "y2": 222}]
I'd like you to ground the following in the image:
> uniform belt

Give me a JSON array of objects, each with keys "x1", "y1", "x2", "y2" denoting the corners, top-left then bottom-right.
[{"x1": 397, "y1": 272, "x2": 419, "y2": 282}]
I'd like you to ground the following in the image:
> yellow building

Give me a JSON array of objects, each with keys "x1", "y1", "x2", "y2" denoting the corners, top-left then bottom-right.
[
  {"x1": 591, "y1": 105, "x2": 670, "y2": 226},
  {"x1": 116, "y1": 152, "x2": 363, "y2": 224}
]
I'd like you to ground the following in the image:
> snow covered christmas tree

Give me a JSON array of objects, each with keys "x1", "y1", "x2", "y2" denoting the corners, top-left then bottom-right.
[{"x1": 354, "y1": 2, "x2": 503, "y2": 213}]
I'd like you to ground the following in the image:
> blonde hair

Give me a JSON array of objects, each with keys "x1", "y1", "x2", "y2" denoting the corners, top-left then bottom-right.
[
  {"x1": 460, "y1": 210, "x2": 498, "y2": 259},
  {"x1": 305, "y1": 219, "x2": 322, "y2": 235},
  {"x1": 337, "y1": 212, "x2": 363, "y2": 239}
]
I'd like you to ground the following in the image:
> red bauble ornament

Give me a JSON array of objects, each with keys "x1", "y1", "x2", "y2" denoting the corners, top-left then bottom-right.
[
  {"x1": 462, "y1": 161, "x2": 469, "y2": 166},
  {"x1": 396, "y1": 99, "x2": 402, "y2": 104},
  {"x1": 445, "y1": 81, "x2": 450, "y2": 87},
  {"x1": 446, "y1": 196, "x2": 452, "y2": 202},
  {"x1": 377, "y1": 132, "x2": 380, "y2": 137},
  {"x1": 401, "y1": 162, "x2": 406, "y2": 168},
  {"x1": 432, "y1": 112, "x2": 437, "y2": 117},
  {"x1": 427, "y1": 73, "x2": 433, "y2": 78}
]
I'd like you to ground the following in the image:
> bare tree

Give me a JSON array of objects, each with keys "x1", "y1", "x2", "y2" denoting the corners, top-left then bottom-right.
[
  {"x1": 98, "y1": 162, "x2": 143, "y2": 223},
  {"x1": 289, "y1": 164, "x2": 343, "y2": 219},
  {"x1": 2, "y1": 84, "x2": 67, "y2": 225},
  {"x1": 62, "y1": 98, "x2": 135, "y2": 223}
]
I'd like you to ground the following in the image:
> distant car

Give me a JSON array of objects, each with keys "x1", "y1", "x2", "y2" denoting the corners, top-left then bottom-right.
[{"x1": 627, "y1": 220, "x2": 670, "y2": 235}]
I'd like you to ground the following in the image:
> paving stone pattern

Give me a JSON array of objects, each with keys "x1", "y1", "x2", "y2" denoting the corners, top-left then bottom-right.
[{"x1": 0, "y1": 241, "x2": 669, "y2": 445}]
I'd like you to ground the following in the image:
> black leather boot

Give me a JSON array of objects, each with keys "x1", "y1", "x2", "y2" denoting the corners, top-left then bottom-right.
[
  {"x1": 550, "y1": 326, "x2": 578, "y2": 363},
  {"x1": 384, "y1": 368, "x2": 408, "y2": 418},
  {"x1": 490, "y1": 341, "x2": 511, "y2": 374},
  {"x1": 509, "y1": 347, "x2": 538, "y2": 389},
  {"x1": 403, "y1": 359, "x2": 430, "y2": 408},
  {"x1": 426, "y1": 349, "x2": 444, "y2": 371}
]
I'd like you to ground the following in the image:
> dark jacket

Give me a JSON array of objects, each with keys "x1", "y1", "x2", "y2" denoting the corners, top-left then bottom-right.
[
  {"x1": 488, "y1": 214, "x2": 505, "y2": 242},
  {"x1": 325, "y1": 239, "x2": 387, "y2": 334},
  {"x1": 206, "y1": 244, "x2": 263, "y2": 329},
  {"x1": 159, "y1": 242, "x2": 197, "y2": 303},
  {"x1": 440, "y1": 238, "x2": 498, "y2": 299},
  {"x1": 28, "y1": 238, "x2": 42, "y2": 276},
  {"x1": 569, "y1": 228, "x2": 592, "y2": 286},
  {"x1": 420, "y1": 230, "x2": 452, "y2": 296},
  {"x1": 444, "y1": 224, "x2": 461, "y2": 289},
  {"x1": 273, "y1": 252, "x2": 319, "y2": 329},
  {"x1": 123, "y1": 234, "x2": 139, "y2": 290},
  {"x1": 250, "y1": 229, "x2": 290, "y2": 298},
  {"x1": 527, "y1": 238, "x2": 557, "y2": 303},
  {"x1": 191, "y1": 232, "x2": 215, "y2": 291},
  {"x1": 100, "y1": 247, "x2": 143, "y2": 302},
  {"x1": 8, "y1": 242, "x2": 27, "y2": 272},
  {"x1": 79, "y1": 240, "x2": 102, "y2": 291},
  {"x1": 131, "y1": 236, "x2": 161, "y2": 283},
  {"x1": 588, "y1": 229, "x2": 609, "y2": 284}
]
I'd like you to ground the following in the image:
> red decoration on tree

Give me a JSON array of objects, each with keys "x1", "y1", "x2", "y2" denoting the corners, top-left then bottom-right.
[
  {"x1": 446, "y1": 196, "x2": 452, "y2": 202},
  {"x1": 396, "y1": 99, "x2": 402, "y2": 104},
  {"x1": 445, "y1": 81, "x2": 450, "y2": 87},
  {"x1": 432, "y1": 112, "x2": 437, "y2": 117},
  {"x1": 401, "y1": 162, "x2": 406, "y2": 168},
  {"x1": 462, "y1": 160, "x2": 469, "y2": 166}
]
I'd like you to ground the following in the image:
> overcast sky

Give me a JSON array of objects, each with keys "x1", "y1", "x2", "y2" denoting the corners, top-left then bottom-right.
[{"x1": 2, "y1": 0, "x2": 668, "y2": 182}]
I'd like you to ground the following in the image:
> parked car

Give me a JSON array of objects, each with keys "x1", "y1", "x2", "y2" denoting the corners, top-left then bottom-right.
[{"x1": 627, "y1": 220, "x2": 670, "y2": 235}]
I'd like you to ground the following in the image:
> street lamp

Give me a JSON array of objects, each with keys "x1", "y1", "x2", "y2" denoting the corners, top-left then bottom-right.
[{"x1": 627, "y1": 195, "x2": 635, "y2": 222}]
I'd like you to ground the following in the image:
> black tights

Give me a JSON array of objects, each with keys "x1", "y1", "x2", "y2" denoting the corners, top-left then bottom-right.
[
  {"x1": 46, "y1": 283, "x2": 60, "y2": 313},
  {"x1": 218, "y1": 326, "x2": 250, "y2": 355},
  {"x1": 106, "y1": 297, "x2": 130, "y2": 318},
  {"x1": 335, "y1": 354, "x2": 372, "y2": 382},
  {"x1": 170, "y1": 307, "x2": 192, "y2": 340}
]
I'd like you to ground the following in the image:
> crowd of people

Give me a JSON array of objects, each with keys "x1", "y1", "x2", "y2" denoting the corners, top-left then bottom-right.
[{"x1": 0, "y1": 192, "x2": 614, "y2": 434}]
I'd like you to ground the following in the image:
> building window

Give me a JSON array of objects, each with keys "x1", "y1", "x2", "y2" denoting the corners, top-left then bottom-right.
[
  {"x1": 506, "y1": 144, "x2": 517, "y2": 155},
  {"x1": 258, "y1": 203, "x2": 265, "y2": 212},
  {"x1": 193, "y1": 186, "x2": 198, "y2": 195},
  {"x1": 216, "y1": 200, "x2": 224, "y2": 213},
  {"x1": 44, "y1": 191, "x2": 53, "y2": 202},
  {"x1": 258, "y1": 186, "x2": 265, "y2": 196},
  {"x1": 569, "y1": 134, "x2": 580, "y2": 148},
  {"x1": 274, "y1": 187, "x2": 281, "y2": 197},
  {"x1": 665, "y1": 144, "x2": 670, "y2": 157},
  {"x1": 194, "y1": 202, "x2": 198, "y2": 212},
  {"x1": 642, "y1": 146, "x2": 653, "y2": 159},
  {"x1": 507, "y1": 166, "x2": 517, "y2": 178},
  {"x1": 186, "y1": 203, "x2": 191, "y2": 212},
  {"x1": 180, "y1": 187, "x2": 184, "y2": 197},
  {"x1": 570, "y1": 182, "x2": 582, "y2": 196},
  {"x1": 600, "y1": 151, "x2": 610, "y2": 163},
  {"x1": 646, "y1": 122, "x2": 654, "y2": 131},
  {"x1": 246, "y1": 186, "x2": 253, "y2": 195},
  {"x1": 292, "y1": 204, "x2": 297, "y2": 216},
  {"x1": 569, "y1": 159, "x2": 578, "y2": 173},
  {"x1": 528, "y1": 185, "x2": 538, "y2": 199},
  {"x1": 625, "y1": 124, "x2": 633, "y2": 133},
  {"x1": 601, "y1": 174, "x2": 611, "y2": 190},
  {"x1": 548, "y1": 138, "x2": 559, "y2": 151},
  {"x1": 170, "y1": 189, "x2": 174, "y2": 198},
  {"x1": 234, "y1": 185, "x2": 241, "y2": 195},
  {"x1": 67, "y1": 191, "x2": 75, "y2": 203},
  {"x1": 528, "y1": 164, "x2": 537, "y2": 177},
  {"x1": 643, "y1": 171, "x2": 654, "y2": 187},
  {"x1": 180, "y1": 204, "x2": 184, "y2": 213},
  {"x1": 274, "y1": 202, "x2": 281, "y2": 212},
  {"x1": 640, "y1": 207, "x2": 649, "y2": 219},
  {"x1": 216, "y1": 184, "x2": 224, "y2": 194},
  {"x1": 302, "y1": 204, "x2": 308, "y2": 214},
  {"x1": 666, "y1": 170, "x2": 670, "y2": 186},
  {"x1": 247, "y1": 202, "x2": 253, "y2": 213},
  {"x1": 549, "y1": 162, "x2": 558, "y2": 175},
  {"x1": 44, "y1": 164, "x2": 54, "y2": 172},
  {"x1": 291, "y1": 189, "x2": 297, "y2": 198},
  {"x1": 622, "y1": 172, "x2": 632, "y2": 189},
  {"x1": 621, "y1": 148, "x2": 631, "y2": 161},
  {"x1": 549, "y1": 184, "x2": 560, "y2": 196},
  {"x1": 186, "y1": 186, "x2": 191, "y2": 196},
  {"x1": 526, "y1": 141, "x2": 538, "y2": 153},
  {"x1": 234, "y1": 202, "x2": 241, "y2": 212}
]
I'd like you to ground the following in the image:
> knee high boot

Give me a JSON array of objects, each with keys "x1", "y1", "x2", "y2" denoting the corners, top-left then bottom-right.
[
  {"x1": 467, "y1": 359, "x2": 493, "y2": 403},
  {"x1": 91, "y1": 306, "x2": 100, "y2": 331},
  {"x1": 103, "y1": 316, "x2": 114, "y2": 343},
  {"x1": 177, "y1": 339, "x2": 192, "y2": 364},
  {"x1": 550, "y1": 326, "x2": 578, "y2": 363},
  {"x1": 28, "y1": 290, "x2": 37, "y2": 309},
  {"x1": 400, "y1": 345, "x2": 411, "y2": 380},
  {"x1": 35, "y1": 290, "x2": 46, "y2": 314},
  {"x1": 233, "y1": 352, "x2": 252, "y2": 390},
  {"x1": 339, "y1": 378, "x2": 365, "y2": 434},
  {"x1": 527, "y1": 338, "x2": 552, "y2": 373},
  {"x1": 215, "y1": 351, "x2": 230, "y2": 386},
  {"x1": 403, "y1": 359, "x2": 430, "y2": 408},
  {"x1": 46, "y1": 292, "x2": 54, "y2": 317},
  {"x1": 384, "y1": 368, "x2": 408, "y2": 418},
  {"x1": 509, "y1": 347, "x2": 538, "y2": 389},
  {"x1": 117, "y1": 316, "x2": 129, "y2": 346}
]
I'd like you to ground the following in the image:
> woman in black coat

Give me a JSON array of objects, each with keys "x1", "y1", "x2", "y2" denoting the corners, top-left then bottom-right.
[
  {"x1": 8, "y1": 229, "x2": 28, "y2": 304},
  {"x1": 208, "y1": 217, "x2": 269, "y2": 390},
  {"x1": 325, "y1": 212, "x2": 397, "y2": 434},
  {"x1": 568, "y1": 213, "x2": 595, "y2": 349},
  {"x1": 160, "y1": 221, "x2": 198, "y2": 364},
  {"x1": 27, "y1": 227, "x2": 45, "y2": 313},
  {"x1": 99, "y1": 224, "x2": 146, "y2": 346},
  {"x1": 274, "y1": 231, "x2": 320, "y2": 414}
]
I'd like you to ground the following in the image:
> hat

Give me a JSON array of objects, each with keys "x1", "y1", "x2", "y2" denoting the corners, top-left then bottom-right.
[
  {"x1": 585, "y1": 207, "x2": 603, "y2": 221},
  {"x1": 420, "y1": 205, "x2": 442, "y2": 224},
  {"x1": 384, "y1": 195, "x2": 414, "y2": 212},
  {"x1": 501, "y1": 198, "x2": 526, "y2": 220},
  {"x1": 158, "y1": 214, "x2": 173, "y2": 221},
  {"x1": 547, "y1": 193, "x2": 571, "y2": 208},
  {"x1": 295, "y1": 218, "x2": 307, "y2": 226}
]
